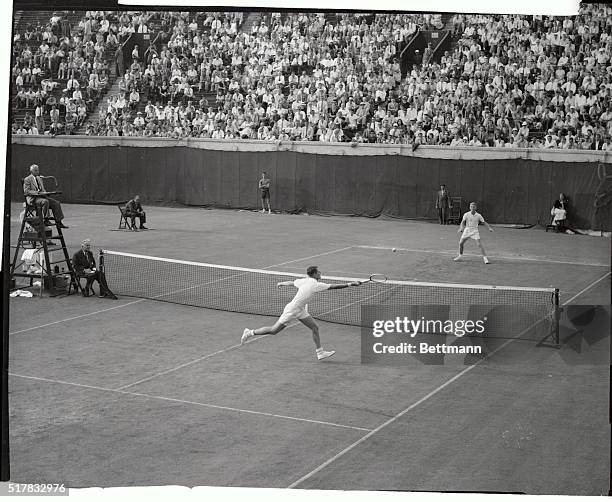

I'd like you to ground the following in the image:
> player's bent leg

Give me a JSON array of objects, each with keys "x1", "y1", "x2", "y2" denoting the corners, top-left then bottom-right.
[
  {"x1": 299, "y1": 316, "x2": 335, "y2": 360},
  {"x1": 298, "y1": 316, "x2": 321, "y2": 349}
]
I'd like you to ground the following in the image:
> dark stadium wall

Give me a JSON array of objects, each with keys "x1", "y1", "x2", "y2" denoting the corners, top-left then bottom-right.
[{"x1": 10, "y1": 144, "x2": 611, "y2": 231}]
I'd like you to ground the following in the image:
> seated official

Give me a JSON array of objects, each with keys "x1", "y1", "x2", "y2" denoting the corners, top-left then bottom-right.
[
  {"x1": 125, "y1": 195, "x2": 147, "y2": 229},
  {"x1": 23, "y1": 164, "x2": 68, "y2": 228},
  {"x1": 73, "y1": 239, "x2": 104, "y2": 297}
]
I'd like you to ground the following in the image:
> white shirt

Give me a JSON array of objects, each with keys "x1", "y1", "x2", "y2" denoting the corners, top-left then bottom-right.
[
  {"x1": 551, "y1": 207, "x2": 566, "y2": 223},
  {"x1": 462, "y1": 211, "x2": 485, "y2": 228},
  {"x1": 286, "y1": 277, "x2": 330, "y2": 312}
]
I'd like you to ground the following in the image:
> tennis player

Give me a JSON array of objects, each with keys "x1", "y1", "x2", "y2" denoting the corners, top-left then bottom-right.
[
  {"x1": 454, "y1": 202, "x2": 494, "y2": 264},
  {"x1": 241, "y1": 266, "x2": 361, "y2": 360},
  {"x1": 259, "y1": 171, "x2": 272, "y2": 214}
]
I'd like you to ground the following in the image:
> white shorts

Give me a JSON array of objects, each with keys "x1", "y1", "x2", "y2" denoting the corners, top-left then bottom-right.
[
  {"x1": 461, "y1": 227, "x2": 481, "y2": 240},
  {"x1": 278, "y1": 304, "x2": 310, "y2": 325}
]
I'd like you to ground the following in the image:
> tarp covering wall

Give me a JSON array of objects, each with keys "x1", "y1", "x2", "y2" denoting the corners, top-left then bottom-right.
[{"x1": 11, "y1": 142, "x2": 612, "y2": 230}]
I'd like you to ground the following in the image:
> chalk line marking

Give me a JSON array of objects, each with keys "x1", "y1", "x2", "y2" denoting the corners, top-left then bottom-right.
[{"x1": 10, "y1": 373, "x2": 371, "y2": 432}]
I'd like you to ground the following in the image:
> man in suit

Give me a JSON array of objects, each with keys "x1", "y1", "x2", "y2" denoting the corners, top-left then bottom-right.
[
  {"x1": 591, "y1": 133, "x2": 604, "y2": 150},
  {"x1": 72, "y1": 239, "x2": 103, "y2": 297},
  {"x1": 23, "y1": 164, "x2": 68, "y2": 228},
  {"x1": 125, "y1": 195, "x2": 147, "y2": 229},
  {"x1": 435, "y1": 184, "x2": 452, "y2": 225}
]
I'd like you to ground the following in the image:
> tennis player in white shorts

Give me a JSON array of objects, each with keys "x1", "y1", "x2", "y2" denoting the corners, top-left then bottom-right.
[
  {"x1": 454, "y1": 202, "x2": 494, "y2": 264},
  {"x1": 241, "y1": 266, "x2": 361, "y2": 360}
]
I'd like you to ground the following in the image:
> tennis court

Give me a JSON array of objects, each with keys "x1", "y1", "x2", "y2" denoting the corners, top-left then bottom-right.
[{"x1": 8, "y1": 202, "x2": 610, "y2": 493}]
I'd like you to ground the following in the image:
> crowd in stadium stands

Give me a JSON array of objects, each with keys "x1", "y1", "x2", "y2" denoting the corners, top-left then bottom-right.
[
  {"x1": 12, "y1": 6, "x2": 612, "y2": 150},
  {"x1": 86, "y1": 11, "x2": 438, "y2": 140},
  {"x1": 438, "y1": 5, "x2": 611, "y2": 149},
  {"x1": 11, "y1": 10, "x2": 156, "y2": 135}
]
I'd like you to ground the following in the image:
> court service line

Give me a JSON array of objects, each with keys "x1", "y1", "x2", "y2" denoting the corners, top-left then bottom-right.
[
  {"x1": 122, "y1": 391, "x2": 372, "y2": 432},
  {"x1": 10, "y1": 372, "x2": 371, "y2": 433},
  {"x1": 355, "y1": 245, "x2": 609, "y2": 268},
  {"x1": 113, "y1": 340, "x2": 265, "y2": 391},
  {"x1": 9, "y1": 299, "x2": 146, "y2": 335},
  {"x1": 268, "y1": 246, "x2": 355, "y2": 268},
  {"x1": 286, "y1": 272, "x2": 607, "y2": 489}
]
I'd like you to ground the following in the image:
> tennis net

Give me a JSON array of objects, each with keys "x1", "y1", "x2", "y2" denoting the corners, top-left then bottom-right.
[{"x1": 101, "y1": 250, "x2": 559, "y2": 342}]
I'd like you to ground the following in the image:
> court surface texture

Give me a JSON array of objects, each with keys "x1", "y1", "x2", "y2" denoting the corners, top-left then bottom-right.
[{"x1": 8, "y1": 202, "x2": 610, "y2": 494}]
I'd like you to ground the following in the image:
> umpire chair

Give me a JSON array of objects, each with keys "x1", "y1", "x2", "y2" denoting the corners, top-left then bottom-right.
[{"x1": 10, "y1": 185, "x2": 80, "y2": 296}]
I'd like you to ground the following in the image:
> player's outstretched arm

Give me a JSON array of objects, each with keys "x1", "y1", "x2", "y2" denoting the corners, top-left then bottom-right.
[
  {"x1": 329, "y1": 281, "x2": 361, "y2": 290},
  {"x1": 277, "y1": 281, "x2": 294, "y2": 288},
  {"x1": 484, "y1": 220, "x2": 494, "y2": 232},
  {"x1": 458, "y1": 217, "x2": 466, "y2": 233}
]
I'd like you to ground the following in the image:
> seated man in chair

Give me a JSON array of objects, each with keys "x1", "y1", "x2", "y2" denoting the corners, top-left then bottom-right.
[
  {"x1": 125, "y1": 194, "x2": 147, "y2": 230},
  {"x1": 23, "y1": 163, "x2": 69, "y2": 228},
  {"x1": 550, "y1": 200, "x2": 576, "y2": 234},
  {"x1": 73, "y1": 239, "x2": 104, "y2": 297}
]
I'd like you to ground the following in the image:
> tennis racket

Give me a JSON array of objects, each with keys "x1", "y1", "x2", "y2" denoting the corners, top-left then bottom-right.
[{"x1": 360, "y1": 274, "x2": 388, "y2": 285}]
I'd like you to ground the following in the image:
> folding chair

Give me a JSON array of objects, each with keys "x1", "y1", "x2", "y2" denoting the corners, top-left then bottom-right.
[
  {"x1": 447, "y1": 197, "x2": 463, "y2": 224},
  {"x1": 545, "y1": 217, "x2": 558, "y2": 232},
  {"x1": 117, "y1": 202, "x2": 134, "y2": 230}
]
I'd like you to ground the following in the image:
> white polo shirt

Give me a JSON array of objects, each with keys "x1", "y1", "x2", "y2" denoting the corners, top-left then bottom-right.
[
  {"x1": 463, "y1": 211, "x2": 485, "y2": 228},
  {"x1": 461, "y1": 211, "x2": 485, "y2": 240},
  {"x1": 285, "y1": 277, "x2": 331, "y2": 313}
]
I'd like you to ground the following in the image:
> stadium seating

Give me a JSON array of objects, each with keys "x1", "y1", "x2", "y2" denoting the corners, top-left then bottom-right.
[{"x1": 11, "y1": 6, "x2": 612, "y2": 149}]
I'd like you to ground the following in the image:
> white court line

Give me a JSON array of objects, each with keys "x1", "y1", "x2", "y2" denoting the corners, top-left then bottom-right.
[
  {"x1": 355, "y1": 245, "x2": 610, "y2": 268},
  {"x1": 114, "y1": 340, "x2": 260, "y2": 391},
  {"x1": 269, "y1": 246, "x2": 354, "y2": 268},
  {"x1": 564, "y1": 272, "x2": 611, "y2": 304},
  {"x1": 10, "y1": 299, "x2": 146, "y2": 335},
  {"x1": 122, "y1": 391, "x2": 372, "y2": 432},
  {"x1": 9, "y1": 246, "x2": 353, "y2": 336},
  {"x1": 286, "y1": 272, "x2": 608, "y2": 489},
  {"x1": 10, "y1": 372, "x2": 370, "y2": 433}
]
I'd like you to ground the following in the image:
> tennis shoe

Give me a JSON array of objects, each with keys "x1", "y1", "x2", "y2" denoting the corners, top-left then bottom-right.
[
  {"x1": 483, "y1": 257, "x2": 490, "y2": 264},
  {"x1": 317, "y1": 349, "x2": 335, "y2": 361},
  {"x1": 453, "y1": 255, "x2": 462, "y2": 261},
  {"x1": 241, "y1": 328, "x2": 254, "y2": 344}
]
